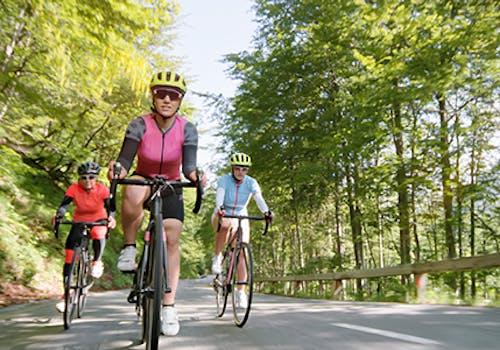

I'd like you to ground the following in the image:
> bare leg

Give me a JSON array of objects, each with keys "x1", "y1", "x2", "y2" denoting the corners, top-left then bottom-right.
[
  {"x1": 163, "y1": 218, "x2": 183, "y2": 305},
  {"x1": 212, "y1": 216, "x2": 231, "y2": 256},
  {"x1": 237, "y1": 250, "x2": 248, "y2": 291},
  {"x1": 121, "y1": 182, "x2": 149, "y2": 245},
  {"x1": 237, "y1": 221, "x2": 250, "y2": 291}
]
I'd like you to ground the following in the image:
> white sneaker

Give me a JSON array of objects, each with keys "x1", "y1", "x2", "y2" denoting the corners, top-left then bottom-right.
[
  {"x1": 117, "y1": 246, "x2": 136, "y2": 271},
  {"x1": 91, "y1": 260, "x2": 103, "y2": 278},
  {"x1": 211, "y1": 254, "x2": 223, "y2": 274},
  {"x1": 56, "y1": 300, "x2": 65, "y2": 313},
  {"x1": 236, "y1": 290, "x2": 248, "y2": 309},
  {"x1": 161, "y1": 306, "x2": 180, "y2": 336}
]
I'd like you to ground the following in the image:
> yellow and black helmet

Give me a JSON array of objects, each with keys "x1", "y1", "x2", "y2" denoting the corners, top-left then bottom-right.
[
  {"x1": 149, "y1": 71, "x2": 187, "y2": 93},
  {"x1": 230, "y1": 153, "x2": 252, "y2": 167}
]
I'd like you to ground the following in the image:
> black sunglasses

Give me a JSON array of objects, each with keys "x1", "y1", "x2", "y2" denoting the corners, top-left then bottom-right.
[
  {"x1": 80, "y1": 174, "x2": 97, "y2": 180},
  {"x1": 152, "y1": 88, "x2": 183, "y2": 101}
]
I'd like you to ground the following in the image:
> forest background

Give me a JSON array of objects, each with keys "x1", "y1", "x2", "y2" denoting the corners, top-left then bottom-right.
[{"x1": 0, "y1": 0, "x2": 498, "y2": 307}]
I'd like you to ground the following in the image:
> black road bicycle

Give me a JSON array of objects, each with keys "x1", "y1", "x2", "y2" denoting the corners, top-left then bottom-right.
[
  {"x1": 110, "y1": 163, "x2": 203, "y2": 350},
  {"x1": 212, "y1": 213, "x2": 269, "y2": 327},
  {"x1": 53, "y1": 219, "x2": 108, "y2": 330}
]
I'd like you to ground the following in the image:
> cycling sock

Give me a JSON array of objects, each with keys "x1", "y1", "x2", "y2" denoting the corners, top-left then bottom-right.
[
  {"x1": 93, "y1": 239, "x2": 106, "y2": 261},
  {"x1": 124, "y1": 243, "x2": 137, "y2": 248},
  {"x1": 63, "y1": 263, "x2": 71, "y2": 278},
  {"x1": 163, "y1": 303, "x2": 174, "y2": 307}
]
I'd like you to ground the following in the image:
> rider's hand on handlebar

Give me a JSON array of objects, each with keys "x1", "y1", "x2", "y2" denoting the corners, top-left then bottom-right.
[
  {"x1": 217, "y1": 206, "x2": 226, "y2": 217},
  {"x1": 51, "y1": 214, "x2": 63, "y2": 228},
  {"x1": 107, "y1": 216, "x2": 116, "y2": 229},
  {"x1": 189, "y1": 168, "x2": 207, "y2": 187},
  {"x1": 265, "y1": 210, "x2": 274, "y2": 224},
  {"x1": 108, "y1": 161, "x2": 127, "y2": 180}
]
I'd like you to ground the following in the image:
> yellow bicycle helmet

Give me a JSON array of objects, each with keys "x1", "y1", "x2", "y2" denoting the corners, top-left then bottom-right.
[
  {"x1": 230, "y1": 153, "x2": 252, "y2": 167},
  {"x1": 149, "y1": 71, "x2": 187, "y2": 93}
]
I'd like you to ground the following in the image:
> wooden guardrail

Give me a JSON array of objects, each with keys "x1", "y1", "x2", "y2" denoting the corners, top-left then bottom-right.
[
  {"x1": 255, "y1": 253, "x2": 500, "y2": 300},
  {"x1": 257, "y1": 253, "x2": 500, "y2": 282}
]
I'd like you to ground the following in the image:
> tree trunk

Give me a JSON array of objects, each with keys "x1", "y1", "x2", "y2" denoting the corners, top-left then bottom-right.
[
  {"x1": 437, "y1": 93, "x2": 456, "y2": 260},
  {"x1": 292, "y1": 184, "x2": 304, "y2": 269},
  {"x1": 391, "y1": 101, "x2": 411, "y2": 285},
  {"x1": 334, "y1": 174, "x2": 344, "y2": 266}
]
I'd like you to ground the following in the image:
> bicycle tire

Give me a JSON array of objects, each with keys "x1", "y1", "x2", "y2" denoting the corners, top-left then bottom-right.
[
  {"x1": 143, "y1": 294, "x2": 153, "y2": 347},
  {"x1": 142, "y1": 234, "x2": 156, "y2": 348},
  {"x1": 136, "y1": 247, "x2": 147, "y2": 318},
  {"x1": 215, "y1": 248, "x2": 230, "y2": 317},
  {"x1": 145, "y1": 204, "x2": 163, "y2": 350},
  {"x1": 63, "y1": 248, "x2": 80, "y2": 330},
  {"x1": 232, "y1": 242, "x2": 253, "y2": 327},
  {"x1": 77, "y1": 249, "x2": 92, "y2": 318}
]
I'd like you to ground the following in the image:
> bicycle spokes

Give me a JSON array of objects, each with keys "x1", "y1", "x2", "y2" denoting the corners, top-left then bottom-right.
[{"x1": 232, "y1": 243, "x2": 254, "y2": 327}]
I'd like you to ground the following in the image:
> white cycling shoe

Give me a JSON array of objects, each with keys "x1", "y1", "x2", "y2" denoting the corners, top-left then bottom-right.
[
  {"x1": 117, "y1": 246, "x2": 136, "y2": 272},
  {"x1": 211, "y1": 254, "x2": 223, "y2": 275},
  {"x1": 161, "y1": 306, "x2": 180, "y2": 336},
  {"x1": 236, "y1": 290, "x2": 248, "y2": 309},
  {"x1": 56, "y1": 300, "x2": 65, "y2": 313}
]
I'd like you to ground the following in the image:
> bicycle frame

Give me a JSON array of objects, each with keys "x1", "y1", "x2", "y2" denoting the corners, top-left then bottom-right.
[
  {"x1": 54, "y1": 219, "x2": 108, "y2": 330},
  {"x1": 214, "y1": 214, "x2": 269, "y2": 327},
  {"x1": 110, "y1": 165, "x2": 203, "y2": 350}
]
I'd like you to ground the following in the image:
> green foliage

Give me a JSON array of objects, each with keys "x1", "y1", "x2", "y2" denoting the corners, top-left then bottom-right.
[
  {"x1": 0, "y1": 0, "x2": 182, "y2": 183},
  {"x1": 0, "y1": 0, "x2": 213, "y2": 297},
  {"x1": 0, "y1": 0, "x2": 498, "y2": 307},
  {"x1": 0, "y1": 145, "x2": 62, "y2": 291},
  {"x1": 222, "y1": 0, "x2": 500, "y2": 303}
]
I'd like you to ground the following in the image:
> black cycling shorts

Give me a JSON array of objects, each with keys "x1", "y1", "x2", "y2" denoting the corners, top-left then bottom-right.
[
  {"x1": 132, "y1": 172, "x2": 185, "y2": 222},
  {"x1": 161, "y1": 189, "x2": 185, "y2": 222}
]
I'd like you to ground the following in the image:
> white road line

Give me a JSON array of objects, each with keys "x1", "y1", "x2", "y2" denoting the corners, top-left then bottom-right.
[{"x1": 331, "y1": 323, "x2": 442, "y2": 346}]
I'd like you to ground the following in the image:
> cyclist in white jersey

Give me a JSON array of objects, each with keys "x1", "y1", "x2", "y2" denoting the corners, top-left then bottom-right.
[{"x1": 211, "y1": 153, "x2": 273, "y2": 284}]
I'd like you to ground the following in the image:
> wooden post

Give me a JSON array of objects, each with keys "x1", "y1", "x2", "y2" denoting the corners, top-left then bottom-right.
[
  {"x1": 332, "y1": 279, "x2": 343, "y2": 300},
  {"x1": 416, "y1": 273, "x2": 428, "y2": 302}
]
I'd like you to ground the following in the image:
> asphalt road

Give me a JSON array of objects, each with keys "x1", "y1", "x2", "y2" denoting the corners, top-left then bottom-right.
[{"x1": 0, "y1": 277, "x2": 499, "y2": 350}]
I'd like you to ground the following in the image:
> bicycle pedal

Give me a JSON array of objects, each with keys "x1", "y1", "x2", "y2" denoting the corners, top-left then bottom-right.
[
  {"x1": 120, "y1": 270, "x2": 135, "y2": 274},
  {"x1": 127, "y1": 291, "x2": 138, "y2": 303}
]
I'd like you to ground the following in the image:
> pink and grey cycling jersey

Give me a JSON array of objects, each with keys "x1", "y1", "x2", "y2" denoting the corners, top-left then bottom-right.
[{"x1": 117, "y1": 113, "x2": 198, "y2": 180}]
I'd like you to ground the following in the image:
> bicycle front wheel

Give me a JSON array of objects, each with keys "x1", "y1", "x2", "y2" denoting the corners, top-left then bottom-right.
[
  {"x1": 214, "y1": 250, "x2": 230, "y2": 317},
  {"x1": 232, "y1": 242, "x2": 254, "y2": 327},
  {"x1": 77, "y1": 252, "x2": 93, "y2": 318},
  {"x1": 143, "y1": 224, "x2": 163, "y2": 349},
  {"x1": 63, "y1": 249, "x2": 81, "y2": 330}
]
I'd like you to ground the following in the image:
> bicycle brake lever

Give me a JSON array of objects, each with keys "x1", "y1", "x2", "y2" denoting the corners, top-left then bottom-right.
[
  {"x1": 113, "y1": 162, "x2": 122, "y2": 178},
  {"x1": 53, "y1": 221, "x2": 60, "y2": 239},
  {"x1": 192, "y1": 167, "x2": 204, "y2": 214}
]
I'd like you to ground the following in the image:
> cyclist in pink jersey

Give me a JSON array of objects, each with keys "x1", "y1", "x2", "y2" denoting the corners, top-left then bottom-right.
[
  {"x1": 52, "y1": 162, "x2": 116, "y2": 312},
  {"x1": 109, "y1": 71, "x2": 205, "y2": 336}
]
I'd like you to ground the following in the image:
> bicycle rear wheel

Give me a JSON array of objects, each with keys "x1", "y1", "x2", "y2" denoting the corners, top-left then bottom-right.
[
  {"x1": 63, "y1": 249, "x2": 80, "y2": 329},
  {"x1": 232, "y1": 242, "x2": 254, "y2": 327},
  {"x1": 214, "y1": 249, "x2": 230, "y2": 317}
]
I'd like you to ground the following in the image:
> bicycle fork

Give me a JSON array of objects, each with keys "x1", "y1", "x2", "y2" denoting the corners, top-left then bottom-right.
[
  {"x1": 161, "y1": 229, "x2": 171, "y2": 295},
  {"x1": 142, "y1": 228, "x2": 170, "y2": 300}
]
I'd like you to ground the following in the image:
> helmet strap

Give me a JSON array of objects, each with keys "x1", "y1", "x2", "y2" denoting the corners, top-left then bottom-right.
[
  {"x1": 150, "y1": 104, "x2": 178, "y2": 119},
  {"x1": 231, "y1": 170, "x2": 243, "y2": 184}
]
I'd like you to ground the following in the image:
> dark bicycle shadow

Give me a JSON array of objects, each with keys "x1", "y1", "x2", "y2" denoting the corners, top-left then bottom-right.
[{"x1": 0, "y1": 293, "x2": 145, "y2": 350}]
